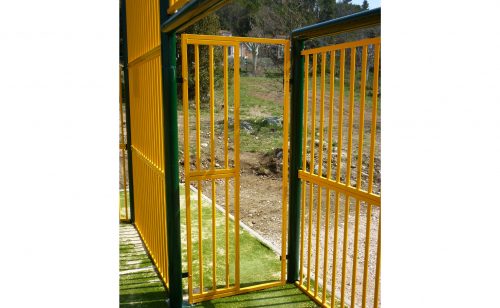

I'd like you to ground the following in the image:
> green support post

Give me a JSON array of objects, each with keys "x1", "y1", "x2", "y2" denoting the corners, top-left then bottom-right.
[
  {"x1": 160, "y1": 0, "x2": 183, "y2": 306},
  {"x1": 287, "y1": 38, "x2": 305, "y2": 283},
  {"x1": 120, "y1": 0, "x2": 135, "y2": 223}
]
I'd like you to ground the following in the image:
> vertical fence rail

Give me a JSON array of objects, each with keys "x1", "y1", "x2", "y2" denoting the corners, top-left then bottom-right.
[{"x1": 293, "y1": 37, "x2": 381, "y2": 308}]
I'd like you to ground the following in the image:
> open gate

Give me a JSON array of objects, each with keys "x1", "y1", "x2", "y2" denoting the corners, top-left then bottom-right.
[
  {"x1": 294, "y1": 38, "x2": 381, "y2": 308},
  {"x1": 181, "y1": 34, "x2": 290, "y2": 303}
]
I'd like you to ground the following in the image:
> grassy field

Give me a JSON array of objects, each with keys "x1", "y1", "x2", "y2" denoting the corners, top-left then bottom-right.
[{"x1": 196, "y1": 74, "x2": 379, "y2": 156}]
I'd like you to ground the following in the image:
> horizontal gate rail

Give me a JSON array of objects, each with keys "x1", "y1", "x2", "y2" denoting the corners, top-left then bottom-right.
[{"x1": 288, "y1": 8, "x2": 381, "y2": 308}]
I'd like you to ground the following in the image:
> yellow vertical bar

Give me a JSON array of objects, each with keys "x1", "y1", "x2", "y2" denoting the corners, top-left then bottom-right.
[
  {"x1": 351, "y1": 45, "x2": 368, "y2": 308},
  {"x1": 346, "y1": 47, "x2": 356, "y2": 187},
  {"x1": 321, "y1": 50, "x2": 336, "y2": 304},
  {"x1": 153, "y1": 57, "x2": 159, "y2": 168},
  {"x1": 146, "y1": 0, "x2": 151, "y2": 52},
  {"x1": 373, "y1": 215, "x2": 381, "y2": 308},
  {"x1": 162, "y1": 175, "x2": 168, "y2": 282},
  {"x1": 313, "y1": 52, "x2": 326, "y2": 297},
  {"x1": 146, "y1": 166, "x2": 151, "y2": 257},
  {"x1": 223, "y1": 45, "x2": 230, "y2": 289},
  {"x1": 233, "y1": 43, "x2": 241, "y2": 290},
  {"x1": 157, "y1": 57, "x2": 162, "y2": 170},
  {"x1": 310, "y1": 53, "x2": 317, "y2": 176},
  {"x1": 148, "y1": 59, "x2": 154, "y2": 167},
  {"x1": 164, "y1": 180, "x2": 169, "y2": 284},
  {"x1": 181, "y1": 34, "x2": 193, "y2": 300},
  {"x1": 351, "y1": 198, "x2": 361, "y2": 307},
  {"x1": 336, "y1": 49, "x2": 345, "y2": 183},
  {"x1": 299, "y1": 54, "x2": 309, "y2": 286},
  {"x1": 280, "y1": 40, "x2": 290, "y2": 284},
  {"x1": 368, "y1": 44, "x2": 380, "y2": 194},
  {"x1": 330, "y1": 192, "x2": 340, "y2": 307},
  {"x1": 340, "y1": 194, "x2": 350, "y2": 308},
  {"x1": 306, "y1": 179, "x2": 314, "y2": 291},
  {"x1": 361, "y1": 204, "x2": 372, "y2": 308},
  {"x1": 195, "y1": 44, "x2": 201, "y2": 171},
  {"x1": 194, "y1": 44, "x2": 204, "y2": 293},
  {"x1": 209, "y1": 45, "x2": 217, "y2": 291},
  {"x1": 306, "y1": 53, "x2": 317, "y2": 291},
  {"x1": 148, "y1": 63, "x2": 153, "y2": 165},
  {"x1": 357, "y1": 46, "x2": 368, "y2": 189},
  {"x1": 158, "y1": 56, "x2": 164, "y2": 172},
  {"x1": 317, "y1": 52, "x2": 326, "y2": 177}
]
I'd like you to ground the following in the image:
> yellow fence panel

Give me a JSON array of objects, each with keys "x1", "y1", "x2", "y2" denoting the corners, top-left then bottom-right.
[
  {"x1": 297, "y1": 37, "x2": 381, "y2": 308},
  {"x1": 125, "y1": 0, "x2": 169, "y2": 289},
  {"x1": 181, "y1": 33, "x2": 290, "y2": 304}
]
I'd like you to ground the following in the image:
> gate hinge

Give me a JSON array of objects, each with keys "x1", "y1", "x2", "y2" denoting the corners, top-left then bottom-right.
[
  {"x1": 181, "y1": 272, "x2": 189, "y2": 278},
  {"x1": 120, "y1": 143, "x2": 127, "y2": 150},
  {"x1": 280, "y1": 255, "x2": 289, "y2": 261}
]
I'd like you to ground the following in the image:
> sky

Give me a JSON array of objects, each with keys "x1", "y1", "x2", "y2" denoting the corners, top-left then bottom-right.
[{"x1": 351, "y1": 0, "x2": 381, "y2": 9}]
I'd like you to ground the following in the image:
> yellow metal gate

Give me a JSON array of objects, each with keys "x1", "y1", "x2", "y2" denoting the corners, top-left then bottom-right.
[
  {"x1": 181, "y1": 34, "x2": 290, "y2": 303},
  {"x1": 296, "y1": 37, "x2": 381, "y2": 308}
]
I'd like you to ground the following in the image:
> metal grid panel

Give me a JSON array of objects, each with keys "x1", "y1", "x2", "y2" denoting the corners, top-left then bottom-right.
[
  {"x1": 297, "y1": 38, "x2": 381, "y2": 308},
  {"x1": 125, "y1": 0, "x2": 161, "y2": 63},
  {"x1": 125, "y1": 0, "x2": 168, "y2": 289},
  {"x1": 181, "y1": 33, "x2": 290, "y2": 304}
]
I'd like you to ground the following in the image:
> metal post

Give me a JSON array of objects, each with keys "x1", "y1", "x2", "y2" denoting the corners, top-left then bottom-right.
[
  {"x1": 287, "y1": 38, "x2": 305, "y2": 283},
  {"x1": 160, "y1": 1, "x2": 183, "y2": 306},
  {"x1": 120, "y1": 0, "x2": 135, "y2": 223}
]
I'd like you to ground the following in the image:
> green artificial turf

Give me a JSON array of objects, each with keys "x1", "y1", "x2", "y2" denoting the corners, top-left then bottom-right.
[
  {"x1": 119, "y1": 186, "x2": 321, "y2": 307},
  {"x1": 120, "y1": 224, "x2": 169, "y2": 307},
  {"x1": 179, "y1": 185, "x2": 281, "y2": 292},
  {"x1": 193, "y1": 284, "x2": 318, "y2": 307}
]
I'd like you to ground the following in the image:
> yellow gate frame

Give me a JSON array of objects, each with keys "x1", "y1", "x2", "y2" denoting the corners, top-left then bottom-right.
[{"x1": 181, "y1": 34, "x2": 290, "y2": 303}]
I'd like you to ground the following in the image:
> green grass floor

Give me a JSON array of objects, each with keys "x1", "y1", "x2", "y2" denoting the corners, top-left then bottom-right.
[
  {"x1": 179, "y1": 185, "x2": 282, "y2": 291},
  {"x1": 120, "y1": 223, "x2": 169, "y2": 307},
  {"x1": 119, "y1": 224, "x2": 317, "y2": 307},
  {"x1": 119, "y1": 185, "x2": 319, "y2": 307}
]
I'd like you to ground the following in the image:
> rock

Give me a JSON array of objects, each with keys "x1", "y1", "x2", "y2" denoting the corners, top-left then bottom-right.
[
  {"x1": 261, "y1": 116, "x2": 282, "y2": 127},
  {"x1": 276, "y1": 149, "x2": 283, "y2": 159},
  {"x1": 240, "y1": 120, "x2": 253, "y2": 133}
]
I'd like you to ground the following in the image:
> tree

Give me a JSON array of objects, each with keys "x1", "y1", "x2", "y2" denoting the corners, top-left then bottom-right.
[{"x1": 362, "y1": 0, "x2": 369, "y2": 10}]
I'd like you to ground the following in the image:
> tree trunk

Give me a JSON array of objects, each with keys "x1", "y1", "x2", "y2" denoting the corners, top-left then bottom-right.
[{"x1": 252, "y1": 50, "x2": 258, "y2": 76}]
